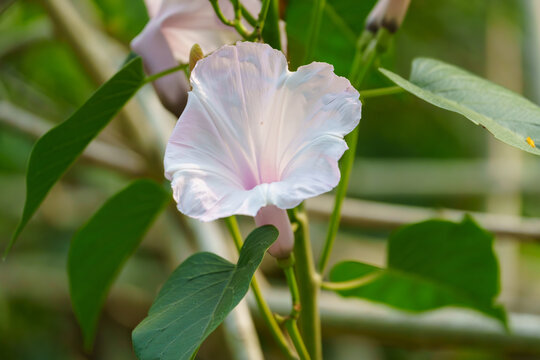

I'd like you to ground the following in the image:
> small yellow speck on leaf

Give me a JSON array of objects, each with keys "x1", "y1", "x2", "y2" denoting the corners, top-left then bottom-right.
[{"x1": 526, "y1": 136, "x2": 536, "y2": 148}]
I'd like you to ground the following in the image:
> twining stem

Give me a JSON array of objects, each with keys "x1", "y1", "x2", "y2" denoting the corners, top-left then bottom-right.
[
  {"x1": 356, "y1": 30, "x2": 375, "y2": 55},
  {"x1": 209, "y1": 0, "x2": 234, "y2": 26},
  {"x1": 318, "y1": 29, "x2": 390, "y2": 275},
  {"x1": 318, "y1": 131, "x2": 359, "y2": 275},
  {"x1": 348, "y1": 30, "x2": 375, "y2": 83},
  {"x1": 278, "y1": 256, "x2": 311, "y2": 360},
  {"x1": 224, "y1": 216, "x2": 297, "y2": 360},
  {"x1": 224, "y1": 216, "x2": 244, "y2": 250},
  {"x1": 289, "y1": 206, "x2": 322, "y2": 360},
  {"x1": 352, "y1": 46, "x2": 378, "y2": 88},
  {"x1": 361, "y1": 86, "x2": 403, "y2": 99},
  {"x1": 210, "y1": 0, "x2": 274, "y2": 42},
  {"x1": 210, "y1": 0, "x2": 251, "y2": 39},
  {"x1": 231, "y1": 0, "x2": 242, "y2": 22},
  {"x1": 303, "y1": 0, "x2": 326, "y2": 64},
  {"x1": 279, "y1": 258, "x2": 301, "y2": 317},
  {"x1": 285, "y1": 320, "x2": 311, "y2": 360},
  {"x1": 241, "y1": 4, "x2": 257, "y2": 27},
  {"x1": 348, "y1": 45, "x2": 365, "y2": 85},
  {"x1": 143, "y1": 64, "x2": 189, "y2": 84}
]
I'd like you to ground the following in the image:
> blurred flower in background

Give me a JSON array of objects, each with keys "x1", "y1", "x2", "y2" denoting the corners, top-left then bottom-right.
[{"x1": 131, "y1": 0, "x2": 260, "y2": 116}]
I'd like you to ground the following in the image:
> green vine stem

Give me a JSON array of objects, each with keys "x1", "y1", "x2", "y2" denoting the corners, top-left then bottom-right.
[
  {"x1": 209, "y1": 0, "x2": 234, "y2": 26},
  {"x1": 209, "y1": 0, "x2": 252, "y2": 39},
  {"x1": 361, "y1": 85, "x2": 404, "y2": 99},
  {"x1": 320, "y1": 273, "x2": 379, "y2": 291},
  {"x1": 231, "y1": 0, "x2": 242, "y2": 23},
  {"x1": 241, "y1": 4, "x2": 257, "y2": 27},
  {"x1": 143, "y1": 64, "x2": 189, "y2": 84},
  {"x1": 285, "y1": 319, "x2": 311, "y2": 360},
  {"x1": 278, "y1": 256, "x2": 311, "y2": 360},
  {"x1": 224, "y1": 216, "x2": 297, "y2": 360},
  {"x1": 289, "y1": 205, "x2": 322, "y2": 360},
  {"x1": 277, "y1": 256, "x2": 301, "y2": 317},
  {"x1": 318, "y1": 29, "x2": 391, "y2": 276},
  {"x1": 209, "y1": 0, "x2": 276, "y2": 41}
]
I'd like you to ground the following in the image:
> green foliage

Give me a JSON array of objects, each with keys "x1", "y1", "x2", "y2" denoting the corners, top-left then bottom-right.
[
  {"x1": 286, "y1": 0, "x2": 376, "y2": 75},
  {"x1": 11, "y1": 43, "x2": 95, "y2": 108},
  {"x1": 68, "y1": 179, "x2": 169, "y2": 349},
  {"x1": 0, "y1": 130, "x2": 32, "y2": 173},
  {"x1": 261, "y1": 0, "x2": 281, "y2": 50},
  {"x1": 7, "y1": 57, "x2": 145, "y2": 256},
  {"x1": 381, "y1": 58, "x2": 540, "y2": 156},
  {"x1": 90, "y1": 0, "x2": 149, "y2": 43},
  {"x1": 1, "y1": 41, "x2": 94, "y2": 126},
  {"x1": 330, "y1": 217, "x2": 506, "y2": 326},
  {"x1": 132, "y1": 226, "x2": 278, "y2": 360},
  {"x1": 0, "y1": 2, "x2": 94, "y2": 109}
]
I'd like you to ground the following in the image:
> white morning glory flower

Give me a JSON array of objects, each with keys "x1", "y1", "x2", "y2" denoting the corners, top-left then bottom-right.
[
  {"x1": 131, "y1": 0, "x2": 260, "y2": 115},
  {"x1": 164, "y1": 42, "x2": 362, "y2": 258}
]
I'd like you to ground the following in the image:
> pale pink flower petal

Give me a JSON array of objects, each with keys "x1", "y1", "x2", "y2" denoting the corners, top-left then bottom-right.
[
  {"x1": 142, "y1": 0, "x2": 161, "y2": 18},
  {"x1": 164, "y1": 42, "x2": 362, "y2": 223},
  {"x1": 133, "y1": 0, "x2": 260, "y2": 63}
]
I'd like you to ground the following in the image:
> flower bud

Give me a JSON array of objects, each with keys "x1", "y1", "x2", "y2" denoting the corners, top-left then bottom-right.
[
  {"x1": 366, "y1": 0, "x2": 411, "y2": 33},
  {"x1": 255, "y1": 205, "x2": 294, "y2": 259},
  {"x1": 189, "y1": 44, "x2": 204, "y2": 73}
]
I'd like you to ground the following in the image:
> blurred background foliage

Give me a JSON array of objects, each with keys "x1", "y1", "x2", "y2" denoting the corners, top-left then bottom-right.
[{"x1": 1, "y1": 0, "x2": 540, "y2": 359}]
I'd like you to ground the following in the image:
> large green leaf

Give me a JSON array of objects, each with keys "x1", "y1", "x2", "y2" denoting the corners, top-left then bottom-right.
[
  {"x1": 7, "y1": 56, "x2": 145, "y2": 255},
  {"x1": 330, "y1": 216, "x2": 506, "y2": 326},
  {"x1": 132, "y1": 225, "x2": 278, "y2": 360},
  {"x1": 68, "y1": 179, "x2": 169, "y2": 349},
  {"x1": 380, "y1": 58, "x2": 540, "y2": 156}
]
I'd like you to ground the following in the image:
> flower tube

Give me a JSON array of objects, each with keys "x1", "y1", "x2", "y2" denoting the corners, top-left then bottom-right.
[{"x1": 164, "y1": 42, "x2": 362, "y2": 258}]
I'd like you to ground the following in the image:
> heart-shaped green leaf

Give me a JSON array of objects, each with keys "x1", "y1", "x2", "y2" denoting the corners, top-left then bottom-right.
[
  {"x1": 132, "y1": 225, "x2": 278, "y2": 360},
  {"x1": 7, "y1": 56, "x2": 145, "y2": 256},
  {"x1": 380, "y1": 58, "x2": 540, "y2": 156},
  {"x1": 69, "y1": 179, "x2": 169, "y2": 349},
  {"x1": 330, "y1": 216, "x2": 506, "y2": 327}
]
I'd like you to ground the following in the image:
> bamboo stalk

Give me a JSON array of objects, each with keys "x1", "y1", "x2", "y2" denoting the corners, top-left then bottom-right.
[
  {"x1": 251, "y1": 288, "x2": 540, "y2": 355},
  {"x1": 346, "y1": 159, "x2": 540, "y2": 196},
  {"x1": 306, "y1": 195, "x2": 540, "y2": 241},
  {"x1": 0, "y1": 100, "x2": 146, "y2": 176},
  {"x1": 4, "y1": 258, "x2": 540, "y2": 354},
  {"x1": 485, "y1": 1, "x2": 524, "y2": 308}
]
